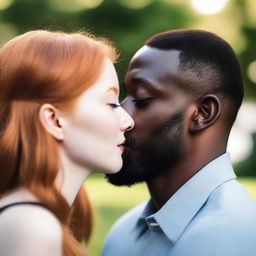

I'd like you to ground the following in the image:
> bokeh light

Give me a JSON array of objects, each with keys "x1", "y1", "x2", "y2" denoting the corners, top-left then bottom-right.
[
  {"x1": 248, "y1": 61, "x2": 256, "y2": 84},
  {"x1": 228, "y1": 102, "x2": 256, "y2": 163},
  {"x1": 0, "y1": 0, "x2": 13, "y2": 10},
  {"x1": 76, "y1": 0, "x2": 104, "y2": 9},
  {"x1": 235, "y1": 102, "x2": 256, "y2": 134},
  {"x1": 228, "y1": 126, "x2": 253, "y2": 163},
  {"x1": 190, "y1": 0, "x2": 229, "y2": 15},
  {"x1": 245, "y1": 0, "x2": 256, "y2": 26},
  {"x1": 118, "y1": 0, "x2": 152, "y2": 9}
]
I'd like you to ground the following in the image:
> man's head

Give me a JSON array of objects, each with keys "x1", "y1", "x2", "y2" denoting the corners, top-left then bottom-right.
[{"x1": 106, "y1": 29, "x2": 244, "y2": 186}]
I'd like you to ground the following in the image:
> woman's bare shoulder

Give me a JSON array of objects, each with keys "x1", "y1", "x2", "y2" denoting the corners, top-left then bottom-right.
[{"x1": 0, "y1": 204, "x2": 63, "y2": 256}]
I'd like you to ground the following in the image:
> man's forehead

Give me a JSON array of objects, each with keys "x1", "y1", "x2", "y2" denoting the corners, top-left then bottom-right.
[
  {"x1": 130, "y1": 46, "x2": 181, "y2": 71},
  {"x1": 126, "y1": 46, "x2": 200, "y2": 96}
]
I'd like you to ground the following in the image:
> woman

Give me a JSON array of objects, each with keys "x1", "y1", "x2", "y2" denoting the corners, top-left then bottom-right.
[{"x1": 0, "y1": 30, "x2": 134, "y2": 256}]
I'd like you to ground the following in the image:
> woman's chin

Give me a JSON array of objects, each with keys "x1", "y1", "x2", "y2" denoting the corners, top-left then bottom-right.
[{"x1": 103, "y1": 160, "x2": 123, "y2": 175}]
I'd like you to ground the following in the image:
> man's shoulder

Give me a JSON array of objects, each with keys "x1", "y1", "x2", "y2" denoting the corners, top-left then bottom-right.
[
  {"x1": 206, "y1": 179, "x2": 256, "y2": 215},
  {"x1": 185, "y1": 179, "x2": 256, "y2": 238},
  {"x1": 174, "y1": 210, "x2": 256, "y2": 256},
  {"x1": 171, "y1": 180, "x2": 256, "y2": 256}
]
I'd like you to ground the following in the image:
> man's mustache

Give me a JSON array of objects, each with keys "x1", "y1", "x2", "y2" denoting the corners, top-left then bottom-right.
[{"x1": 124, "y1": 132, "x2": 138, "y2": 150}]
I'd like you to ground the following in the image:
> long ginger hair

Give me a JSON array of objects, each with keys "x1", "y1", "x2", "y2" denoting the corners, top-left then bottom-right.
[{"x1": 0, "y1": 30, "x2": 117, "y2": 255}]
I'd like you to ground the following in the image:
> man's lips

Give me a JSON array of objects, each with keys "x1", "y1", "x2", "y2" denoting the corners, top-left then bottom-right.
[
  {"x1": 118, "y1": 134, "x2": 134, "y2": 151},
  {"x1": 118, "y1": 140, "x2": 132, "y2": 152}
]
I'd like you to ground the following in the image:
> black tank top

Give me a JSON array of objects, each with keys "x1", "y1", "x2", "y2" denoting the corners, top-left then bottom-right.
[{"x1": 0, "y1": 201, "x2": 48, "y2": 214}]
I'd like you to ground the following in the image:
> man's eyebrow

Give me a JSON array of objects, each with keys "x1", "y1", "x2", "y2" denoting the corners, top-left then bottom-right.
[{"x1": 126, "y1": 77, "x2": 159, "y2": 93}]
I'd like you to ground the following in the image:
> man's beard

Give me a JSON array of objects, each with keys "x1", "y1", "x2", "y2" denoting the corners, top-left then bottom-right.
[{"x1": 106, "y1": 111, "x2": 184, "y2": 186}]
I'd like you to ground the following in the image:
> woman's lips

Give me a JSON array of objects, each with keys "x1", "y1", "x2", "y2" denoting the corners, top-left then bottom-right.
[{"x1": 118, "y1": 144, "x2": 125, "y2": 152}]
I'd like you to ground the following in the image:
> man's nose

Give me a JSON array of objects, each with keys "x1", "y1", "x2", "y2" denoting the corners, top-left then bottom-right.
[{"x1": 121, "y1": 96, "x2": 134, "y2": 116}]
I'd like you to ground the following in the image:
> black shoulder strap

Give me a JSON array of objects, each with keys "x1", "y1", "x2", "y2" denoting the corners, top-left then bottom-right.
[{"x1": 0, "y1": 201, "x2": 48, "y2": 214}]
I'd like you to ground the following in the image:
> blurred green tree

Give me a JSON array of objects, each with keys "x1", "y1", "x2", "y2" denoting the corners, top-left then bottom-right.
[
  {"x1": 0, "y1": 0, "x2": 196, "y2": 96},
  {"x1": 235, "y1": 132, "x2": 256, "y2": 176},
  {"x1": 0, "y1": 0, "x2": 255, "y2": 176}
]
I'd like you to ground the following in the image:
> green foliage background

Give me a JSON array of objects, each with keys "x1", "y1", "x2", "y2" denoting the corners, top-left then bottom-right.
[{"x1": 1, "y1": 0, "x2": 256, "y2": 99}]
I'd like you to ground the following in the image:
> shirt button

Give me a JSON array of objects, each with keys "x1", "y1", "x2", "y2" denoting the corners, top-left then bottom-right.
[{"x1": 149, "y1": 222, "x2": 159, "y2": 227}]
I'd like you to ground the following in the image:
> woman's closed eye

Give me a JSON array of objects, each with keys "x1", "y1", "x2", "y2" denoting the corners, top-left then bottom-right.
[
  {"x1": 132, "y1": 97, "x2": 153, "y2": 108},
  {"x1": 108, "y1": 103, "x2": 121, "y2": 109}
]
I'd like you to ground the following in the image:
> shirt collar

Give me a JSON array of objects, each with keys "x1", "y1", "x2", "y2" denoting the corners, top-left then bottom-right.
[{"x1": 135, "y1": 153, "x2": 236, "y2": 243}]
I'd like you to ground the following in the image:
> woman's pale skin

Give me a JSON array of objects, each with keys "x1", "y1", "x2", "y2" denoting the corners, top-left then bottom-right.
[{"x1": 0, "y1": 58, "x2": 134, "y2": 256}]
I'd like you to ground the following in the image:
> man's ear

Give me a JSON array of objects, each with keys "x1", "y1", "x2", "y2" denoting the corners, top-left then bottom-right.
[
  {"x1": 189, "y1": 94, "x2": 221, "y2": 133},
  {"x1": 39, "y1": 104, "x2": 64, "y2": 141}
]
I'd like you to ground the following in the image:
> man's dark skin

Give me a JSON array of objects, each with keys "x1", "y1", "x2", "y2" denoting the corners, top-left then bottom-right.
[
  {"x1": 108, "y1": 46, "x2": 231, "y2": 210},
  {"x1": 103, "y1": 31, "x2": 254, "y2": 256}
]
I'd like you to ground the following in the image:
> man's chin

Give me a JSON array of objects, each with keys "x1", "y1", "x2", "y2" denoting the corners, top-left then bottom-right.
[
  {"x1": 105, "y1": 149, "x2": 145, "y2": 186},
  {"x1": 105, "y1": 170, "x2": 146, "y2": 187},
  {"x1": 106, "y1": 173, "x2": 144, "y2": 187}
]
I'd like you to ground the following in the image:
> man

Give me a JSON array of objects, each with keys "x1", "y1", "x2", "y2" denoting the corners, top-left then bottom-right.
[{"x1": 103, "y1": 29, "x2": 256, "y2": 256}]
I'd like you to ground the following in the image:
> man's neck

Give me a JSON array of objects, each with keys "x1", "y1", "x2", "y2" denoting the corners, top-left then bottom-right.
[{"x1": 147, "y1": 150, "x2": 226, "y2": 210}]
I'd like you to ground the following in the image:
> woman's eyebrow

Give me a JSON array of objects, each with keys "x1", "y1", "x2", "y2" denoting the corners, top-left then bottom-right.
[{"x1": 105, "y1": 86, "x2": 119, "y2": 95}]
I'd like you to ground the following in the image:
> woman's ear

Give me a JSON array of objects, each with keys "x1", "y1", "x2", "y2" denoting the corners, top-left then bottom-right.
[
  {"x1": 39, "y1": 104, "x2": 64, "y2": 141},
  {"x1": 189, "y1": 94, "x2": 221, "y2": 134}
]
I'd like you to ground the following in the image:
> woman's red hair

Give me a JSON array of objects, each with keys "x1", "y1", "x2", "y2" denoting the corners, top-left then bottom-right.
[{"x1": 0, "y1": 30, "x2": 117, "y2": 255}]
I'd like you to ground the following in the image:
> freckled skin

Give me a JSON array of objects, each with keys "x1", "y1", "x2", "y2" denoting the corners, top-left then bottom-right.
[{"x1": 106, "y1": 46, "x2": 227, "y2": 209}]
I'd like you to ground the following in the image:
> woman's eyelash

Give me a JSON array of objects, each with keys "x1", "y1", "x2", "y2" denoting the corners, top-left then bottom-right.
[{"x1": 108, "y1": 103, "x2": 121, "y2": 108}]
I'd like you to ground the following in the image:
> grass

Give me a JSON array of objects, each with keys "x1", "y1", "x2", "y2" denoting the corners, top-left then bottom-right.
[{"x1": 85, "y1": 176, "x2": 256, "y2": 256}]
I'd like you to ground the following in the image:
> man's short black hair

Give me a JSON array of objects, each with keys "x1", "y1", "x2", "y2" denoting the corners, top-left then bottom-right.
[{"x1": 145, "y1": 29, "x2": 244, "y2": 126}]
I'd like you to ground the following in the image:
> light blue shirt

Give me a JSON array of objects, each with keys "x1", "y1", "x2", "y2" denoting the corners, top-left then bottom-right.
[{"x1": 103, "y1": 153, "x2": 256, "y2": 256}]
